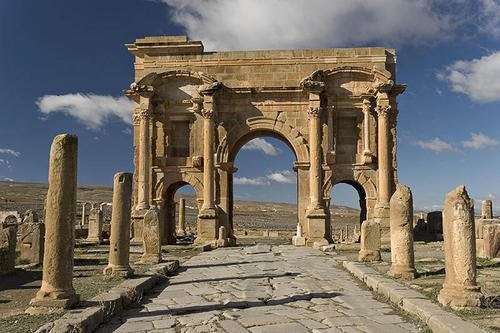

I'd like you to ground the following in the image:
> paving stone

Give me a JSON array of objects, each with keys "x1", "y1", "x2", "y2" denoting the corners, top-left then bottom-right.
[
  {"x1": 96, "y1": 246, "x2": 423, "y2": 333},
  {"x1": 248, "y1": 322, "x2": 308, "y2": 333}
]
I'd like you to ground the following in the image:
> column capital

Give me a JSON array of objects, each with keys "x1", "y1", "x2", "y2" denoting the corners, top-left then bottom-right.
[
  {"x1": 362, "y1": 99, "x2": 372, "y2": 113},
  {"x1": 376, "y1": 104, "x2": 391, "y2": 118},
  {"x1": 200, "y1": 109, "x2": 215, "y2": 119},
  {"x1": 307, "y1": 106, "x2": 324, "y2": 118}
]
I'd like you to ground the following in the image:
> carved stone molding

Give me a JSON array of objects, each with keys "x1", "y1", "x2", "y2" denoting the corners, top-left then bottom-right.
[
  {"x1": 376, "y1": 104, "x2": 391, "y2": 118},
  {"x1": 200, "y1": 109, "x2": 215, "y2": 119},
  {"x1": 130, "y1": 82, "x2": 154, "y2": 98},
  {"x1": 307, "y1": 106, "x2": 323, "y2": 118}
]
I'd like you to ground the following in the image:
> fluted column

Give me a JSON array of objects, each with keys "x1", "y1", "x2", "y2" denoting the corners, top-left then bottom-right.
[
  {"x1": 136, "y1": 93, "x2": 153, "y2": 211},
  {"x1": 362, "y1": 99, "x2": 374, "y2": 164},
  {"x1": 201, "y1": 108, "x2": 216, "y2": 212},
  {"x1": 375, "y1": 100, "x2": 391, "y2": 217},
  {"x1": 307, "y1": 106, "x2": 324, "y2": 211},
  {"x1": 300, "y1": 75, "x2": 330, "y2": 246}
]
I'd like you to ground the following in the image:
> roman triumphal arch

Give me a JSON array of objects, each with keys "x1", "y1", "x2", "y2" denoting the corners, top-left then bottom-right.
[{"x1": 126, "y1": 36, "x2": 406, "y2": 247}]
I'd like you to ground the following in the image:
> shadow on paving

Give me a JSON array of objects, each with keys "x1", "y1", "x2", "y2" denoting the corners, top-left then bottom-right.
[
  {"x1": 167, "y1": 272, "x2": 299, "y2": 286},
  {"x1": 182, "y1": 260, "x2": 277, "y2": 269},
  {"x1": 102, "y1": 291, "x2": 342, "y2": 331}
]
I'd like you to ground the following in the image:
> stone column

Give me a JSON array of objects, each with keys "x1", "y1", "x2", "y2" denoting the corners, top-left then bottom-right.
[
  {"x1": 104, "y1": 172, "x2": 134, "y2": 278},
  {"x1": 196, "y1": 84, "x2": 221, "y2": 244},
  {"x1": 358, "y1": 219, "x2": 381, "y2": 262},
  {"x1": 438, "y1": 185, "x2": 483, "y2": 309},
  {"x1": 136, "y1": 102, "x2": 151, "y2": 211},
  {"x1": 80, "y1": 203, "x2": 88, "y2": 226},
  {"x1": 362, "y1": 99, "x2": 373, "y2": 164},
  {"x1": 217, "y1": 226, "x2": 228, "y2": 247},
  {"x1": 176, "y1": 198, "x2": 186, "y2": 237},
  {"x1": 389, "y1": 184, "x2": 416, "y2": 279},
  {"x1": 481, "y1": 200, "x2": 493, "y2": 219},
  {"x1": 30, "y1": 134, "x2": 79, "y2": 309},
  {"x1": 303, "y1": 82, "x2": 329, "y2": 246},
  {"x1": 140, "y1": 206, "x2": 162, "y2": 264},
  {"x1": 375, "y1": 101, "x2": 391, "y2": 219},
  {"x1": 327, "y1": 106, "x2": 335, "y2": 163}
]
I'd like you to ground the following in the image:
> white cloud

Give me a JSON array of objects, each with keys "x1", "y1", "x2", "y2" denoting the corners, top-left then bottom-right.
[
  {"x1": 159, "y1": 0, "x2": 500, "y2": 51},
  {"x1": 37, "y1": 93, "x2": 135, "y2": 130},
  {"x1": 233, "y1": 170, "x2": 296, "y2": 186},
  {"x1": 267, "y1": 170, "x2": 295, "y2": 184},
  {"x1": 0, "y1": 148, "x2": 21, "y2": 157},
  {"x1": 415, "y1": 138, "x2": 458, "y2": 153},
  {"x1": 437, "y1": 52, "x2": 500, "y2": 103},
  {"x1": 241, "y1": 138, "x2": 281, "y2": 156},
  {"x1": 1, "y1": 177, "x2": 14, "y2": 182},
  {"x1": 462, "y1": 133, "x2": 498, "y2": 149},
  {"x1": 233, "y1": 176, "x2": 270, "y2": 186}
]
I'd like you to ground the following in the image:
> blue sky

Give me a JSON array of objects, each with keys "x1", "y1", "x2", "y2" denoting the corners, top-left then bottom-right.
[{"x1": 1, "y1": 0, "x2": 499, "y2": 212}]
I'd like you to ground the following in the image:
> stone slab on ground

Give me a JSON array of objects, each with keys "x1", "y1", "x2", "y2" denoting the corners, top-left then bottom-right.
[
  {"x1": 342, "y1": 260, "x2": 486, "y2": 333},
  {"x1": 96, "y1": 245, "x2": 426, "y2": 333}
]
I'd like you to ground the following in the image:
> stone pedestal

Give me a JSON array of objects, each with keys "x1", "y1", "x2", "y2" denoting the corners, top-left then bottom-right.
[
  {"x1": 195, "y1": 212, "x2": 218, "y2": 245},
  {"x1": 388, "y1": 184, "x2": 416, "y2": 279},
  {"x1": 292, "y1": 223, "x2": 306, "y2": 246},
  {"x1": 140, "y1": 206, "x2": 162, "y2": 264},
  {"x1": 87, "y1": 207, "x2": 103, "y2": 244},
  {"x1": 30, "y1": 134, "x2": 79, "y2": 310},
  {"x1": 217, "y1": 226, "x2": 228, "y2": 247},
  {"x1": 130, "y1": 210, "x2": 146, "y2": 245},
  {"x1": 104, "y1": 173, "x2": 134, "y2": 278},
  {"x1": 0, "y1": 224, "x2": 17, "y2": 275},
  {"x1": 358, "y1": 219, "x2": 381, "y2": 262},
  {"x1": 483, "y1": 224, "x2": 500, "y2": 258},
  {"x1": 438, "y1": 185, "x2": 483, "y2": 309},
  {"x1": 17, "y1": 221, "x2": 45, "y2": 265}
]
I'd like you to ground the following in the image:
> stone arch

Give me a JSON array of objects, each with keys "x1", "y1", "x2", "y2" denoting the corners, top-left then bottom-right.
[
  {"x1": 216, "y1": 116, "x2": 309, "y2": 165},
  {"x1": 322, "y1": 65, "x2": 392, "y2": 83},
  {"x1": 157, "y1": 173, "x2": 203, "y2": 245},
  {"x1": 136, "y1": 70, "x2": 218, "y2": 88}
]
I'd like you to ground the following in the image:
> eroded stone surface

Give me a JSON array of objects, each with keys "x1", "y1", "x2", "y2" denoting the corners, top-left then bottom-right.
[
  {"x1": 438, "y1": 185, "x2": 483, "y2": 309},
  {"x1": 96, "y1": 245, "x2": 420, "y2": 333},
  {"x1": 389, "y1": 184, "x2": 416, "y2": 279}
]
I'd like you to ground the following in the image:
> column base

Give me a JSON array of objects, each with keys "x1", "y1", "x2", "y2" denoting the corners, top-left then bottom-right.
[
  {"x1": 28, "y1": 289, "x2": 79, "y2": 310},
  {"x1": 103, "y1": 264, "x2": 134, "y2": 278},
  {"x1": 85, "y1": 237, "x2": 103, "y2": 244},
  {"x1": 130, "y1": 209, "x2": 147, "y2": 244},
  {"x1": 292, "y1": 236, "x2": 306, "y2": 246},
  {"x1": 196, "y1": 211, "x2": 218, "y2": 244},
  {"x1": 373, "y1": 204, "x2": 390, "y2": 244},
  {"x1": 389, "y1": 265, "x2": 416, "y2": 280},
  {"x1": 176, "y1": 229, "x2": 187, "y2": 237},
  {"x1": 359, "y1": 219, "x2": 381, "y2": 262},
  {"x1": 139, "y1": 253, "x2": 161, "y2": 265},
  {"x1": 438, "y1": 284, "x2": 483, "y2": 309},
  {"x1": 306, "y1": 208, "x2": 330, "y2": 246}
]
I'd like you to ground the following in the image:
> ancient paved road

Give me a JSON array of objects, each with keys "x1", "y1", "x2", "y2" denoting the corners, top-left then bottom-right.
[{"x1": 98, "y1": 245, "x2": 421, "y2": 333}]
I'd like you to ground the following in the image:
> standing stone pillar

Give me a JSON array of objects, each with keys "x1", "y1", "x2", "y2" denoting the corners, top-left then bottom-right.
[
  {"x1": 362, "y1": 99, "x2": 374, "y2": 164},
  {"x1": 87, "y1": 205, "x2": 103, "y2": 244},
  {"x1": 389, "y1": 184, "x2": 416, "y2": 279},
  {"x1": 104, "y1": 172, "x2": 134, "y2": 278},
  {"x1": 374, "y1": 100, "x2": 391, "y2": 220},
  {"x1": 176, "y1": 198, "x2": 186, "y2": 237},
  {"x1": 140, "y1": 206, "x2": 162, "y2": 264},
  {"x1": 136, "y1": 102, "x2": 151, "y2": 211},
  {"x1": 438, "y1": 185, "x2": 483, "y2": 309},
  {"x1": 481, "y1": 200, "x2": 493, "y2": 219},
  {"x1": 30, "y1": 134, "x2": 79, "y2": 309},
  {"x1": 196, "y1": 83, "x2": 221, "y2": 244},
  {"x1": 326, "y1": 106, "x2": 335, "y2": 163},
  {"x1": 301, "y1": 78, "x2": 329, "y2": 246},
  {"x1": 80, "y1": 202, "x2": 89, "y2": 226},
  {"x1": 358, "y1": 220, "x2": 381, "y2": 262}
]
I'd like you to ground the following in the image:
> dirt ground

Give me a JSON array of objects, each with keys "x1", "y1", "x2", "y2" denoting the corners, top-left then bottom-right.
[{"x1": 0, "y1": 243, "x2": 202, "y2": 333}]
